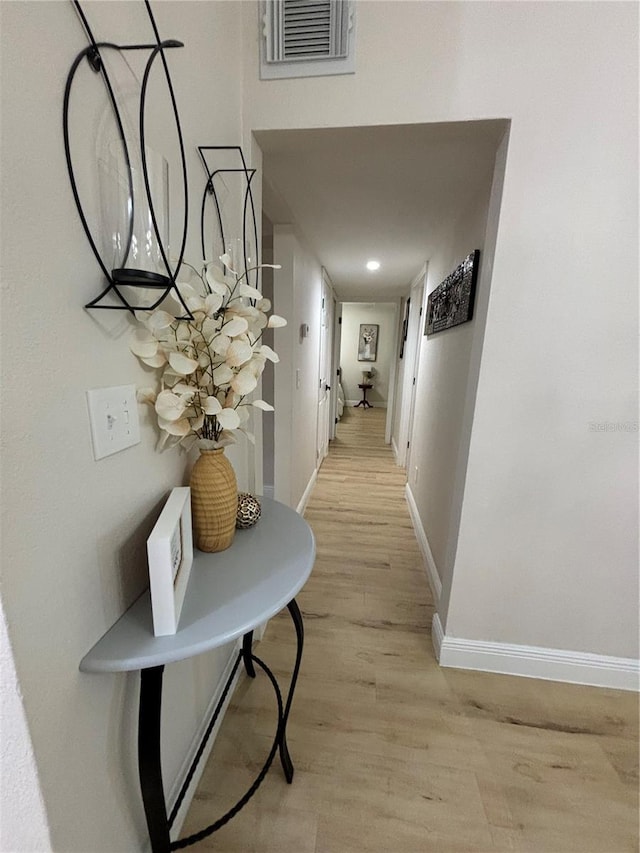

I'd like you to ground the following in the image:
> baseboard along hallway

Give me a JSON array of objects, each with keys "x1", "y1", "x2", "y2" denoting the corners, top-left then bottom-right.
[{"x1": 182, "y1": 407, "x2": 639, "y2": 852}]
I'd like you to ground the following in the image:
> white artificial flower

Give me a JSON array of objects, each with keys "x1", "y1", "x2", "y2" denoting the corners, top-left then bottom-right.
[
  {"x1": 205, "y1": 265, "x2": 229, "y2": 295},
  {"x1": 216, "y1": 408, "x2": 241, "y2": 430},
  {"x1": 267, "y1": 315, "x2": 287, "y2": 328},
  {"x1": 202, "y1": 316, "x2": 223, "y2": 338},
  {"x1": 131, "y1": 254, "x2": 286, "y2": 451},
  {"x1": 155, "y1": 390, "x2": 187, "y2": 422},
  {"x1": 172, "y1": 383, "x2": 196, "y2": 399},
  {"x1": 212, "y1": 334, "x2": 231, "y2": 356},
  {"x1": 168, "y1": 352, "x2": 198, "y2": 375},
  {"x1": 248, "y1": 354, "x2": 267, "y2": 377},
  {"x1": 130, "y1": 329, "x2": 159, "y2": 359},
  {"x1": 259, "y1": 344, "x2": 280, "y2": 363},
  {"x1": 223, "y1": 316, "x2": 249, "y2": 337},
  {"x1": 158, "y1": 416, "x2": 191, "y2": 436},
  {"x1": 162, "y1": 366, "x2": 183, "y2": 387},
  {"x1": 248, "y1": 312, "x2": 268, "y2": 338},
  {"x1": 212, "y1": 363, "x2": 234, "y2": 385},
  {"x1": 203, "y1": 396, "x2": 222, "y2": 415},
  {"x1": 185, "y1": 297, "x2": 205, "y2": 315},
  {"x1": 190, "y1": 413, "x2": 205, "y2": 432},
  {"x1": 238, "y1": 283, "x2": 262, "y2": 301},
  {"x1": 219, "y1": 253, "x2": 236, "y2": 275},
  {"x1": 176, "y1": 324, "x2": 192, "y2": 343},
  {"x1": 148, "y1": 310, "x2": 175, "y2": 332},
  {"x1": 141, "y1": 351, "x2": 168, "y2": 368},
  {"x1": 204, "y1": 293, "x2": 223, "y2": 316},
  {"x1": 231, "y1": 367, "x2": 258, "y2": 396},
  {"x1": 224, "y1": 390, "x2": 241, "y2": 408},
  {"x1": 225, "y1": 339, "x2": 253, "y2": 367}
]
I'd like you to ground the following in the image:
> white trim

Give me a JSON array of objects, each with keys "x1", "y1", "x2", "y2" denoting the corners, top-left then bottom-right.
[
  {"x1": 262, "y1": 484, "x2": 275, "y2": 500},
  {"x1": 432, "y1": 612, "x2": 444, "y2": 662},
  {"x1": 346, "y1": 399, "x2": 387, "y2": 408},
  {"x1": 436, "y1": 631, "x2": 639, "y2": 692},
  {"x1": 296, "y1": 468, "x2": 318, "y2": 516},
  {"x1": 168, "y1": 641, "x2": 244, "y2": 840},
  {"x1": 385, "y1": 301, "x2": 400, "y2": 445},
  {"x1": 404, "y1": 483, "x2": 442, "y2": 605},
  {"x1": 391, "y1": 436, "x2": 399, "y2": 463}
]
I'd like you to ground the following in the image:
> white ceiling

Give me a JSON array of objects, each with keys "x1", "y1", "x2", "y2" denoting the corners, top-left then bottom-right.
[{"x1": 255, "y1": 120, "x2": 507, "y2": 301}]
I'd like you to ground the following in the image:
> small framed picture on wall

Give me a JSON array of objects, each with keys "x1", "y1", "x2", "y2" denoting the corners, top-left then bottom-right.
[{"x1": 358, "y1": 324, "x2": 379, "y2": 362}]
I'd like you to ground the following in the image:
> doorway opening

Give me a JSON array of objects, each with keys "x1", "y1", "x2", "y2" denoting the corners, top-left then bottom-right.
[{"x1": 335, "y1": 301, "x2": 398, "y2": 443}]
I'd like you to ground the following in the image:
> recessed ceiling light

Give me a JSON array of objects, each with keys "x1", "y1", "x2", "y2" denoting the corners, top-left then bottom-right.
[{"x1": 366, "y1": 260, "x2": 380, "y2": 271}]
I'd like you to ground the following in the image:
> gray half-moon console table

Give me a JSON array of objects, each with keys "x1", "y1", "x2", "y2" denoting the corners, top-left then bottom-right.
[{"x1": 80, "y1": 498, "x2": 316, "y2": 853}]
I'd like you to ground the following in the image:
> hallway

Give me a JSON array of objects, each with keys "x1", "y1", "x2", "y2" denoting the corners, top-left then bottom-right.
[{"x1": 184, "y1": 408, "x2": 638, "y2": 852}]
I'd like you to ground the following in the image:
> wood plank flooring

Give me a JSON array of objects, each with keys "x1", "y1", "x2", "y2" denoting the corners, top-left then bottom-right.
[{"x1": 184, "y1": 407, "x2": 639, "y2": 852}]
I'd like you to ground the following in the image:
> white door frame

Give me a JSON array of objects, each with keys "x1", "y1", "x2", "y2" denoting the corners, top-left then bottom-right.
[
  {"x1": 329, "y1": 297, "x2": 342, "y2": 440},
  {"x1": 316, "y1": 268, "x2": 335, "y2": 467},
  {"x1": 395, "y1": 266, "x2": 427, "y2": 468},
  {"x1": 385, "y1": 301, "x2": 401, "y2": 444},
  {"x1": 405, "y1": 271, "x2": 429, "y2": 478}
]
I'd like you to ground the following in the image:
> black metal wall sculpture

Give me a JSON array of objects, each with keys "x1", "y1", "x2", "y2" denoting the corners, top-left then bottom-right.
[
  {"x1": 197, "y1": 146, "x2": 259, "y2": 289},
  {"x1": 63, "y1": 0, "x2": 192, "y2": 318},
  {"x1": 425, "y1": 250, "x2": 480, "y2": 336}
]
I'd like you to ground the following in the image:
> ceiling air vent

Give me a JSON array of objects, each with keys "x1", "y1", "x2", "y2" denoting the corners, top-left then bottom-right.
[{"x1": 261, "y1": 0, "x2": 355, "y2": 80}]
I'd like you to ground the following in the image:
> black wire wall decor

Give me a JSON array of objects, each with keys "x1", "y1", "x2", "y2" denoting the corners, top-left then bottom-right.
[
  {"x1": 197, "y1": 146, "x2": 259, "y2": 291},
  {"x1": 63, "y1": 0, "x2": 193, "y2": 319}
]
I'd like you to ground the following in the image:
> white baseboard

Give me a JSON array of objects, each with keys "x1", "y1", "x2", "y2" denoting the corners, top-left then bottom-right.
[
  {"x1": 404, "y1": 484, "x2": 442, "y2": 605},
  {"x1": 346, "y1": 399, "x2": 387, "y2": 408},
  {"x1": 433, "y1": 617, "x2": 639, "y2": 692},
  {"x1": 168, "y1": 641, "x2": 243, "y2": 840},
  {"x1": 296, "y1": 468, "x2": 318, "y2": 516},
  {"x1": 391, "y1": 436, "x2": 399, "y2": 463},
  {"x1": 432, "y1": 612, "x2": 445, "y2": 661}
]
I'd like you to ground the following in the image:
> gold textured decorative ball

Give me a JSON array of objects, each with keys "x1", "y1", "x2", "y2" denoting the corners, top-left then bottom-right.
[{"x1": 236, "y1": 493, "x2": 262, "y2": 529}]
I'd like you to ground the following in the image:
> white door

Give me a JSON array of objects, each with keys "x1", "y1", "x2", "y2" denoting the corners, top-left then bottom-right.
[
  {"x1": 317, "y1": 271, "x2": 334, "y2": 466},
  {"x1": 329, "y1": 300, "x2": 343, "y2": 440}
]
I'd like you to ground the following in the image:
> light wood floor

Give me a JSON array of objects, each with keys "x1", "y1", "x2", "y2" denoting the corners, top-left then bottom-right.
[{"x1": 184, "y1": 407, "x2": 639, "y2": 852}]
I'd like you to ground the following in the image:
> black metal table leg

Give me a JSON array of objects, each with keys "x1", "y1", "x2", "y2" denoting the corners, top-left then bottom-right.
[
  {"x1": 139, "y1": 666, "x2": 171, "y2": 853},
  {"x1": 279, "y1": 598, "x2": 304, "y2": 783},
  {"x1": 242, "y1": 631, "x2": 256, "y2": 678},
  {"x1": 138, "y1": 604, "x2": 305, "y2": 850}
]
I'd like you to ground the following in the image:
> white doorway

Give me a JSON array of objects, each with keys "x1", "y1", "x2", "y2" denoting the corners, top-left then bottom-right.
[
  {"x1": 338, "y1": 302, "x2": 398, "y2": 425},
  {"x1": 316, "y1": 269, "x2": 335, "y2": 467}
]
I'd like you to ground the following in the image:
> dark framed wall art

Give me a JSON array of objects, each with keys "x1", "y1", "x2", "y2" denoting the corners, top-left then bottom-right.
[
  {"x1": 399, "y1": 298, "x2": 410, "y2": 359},
  {"x1": 358, "y1": 324, "x2": 379, "y2": 361},
  {"x1": 425, "y1": 250, "x2": 480, "y2": 336}
]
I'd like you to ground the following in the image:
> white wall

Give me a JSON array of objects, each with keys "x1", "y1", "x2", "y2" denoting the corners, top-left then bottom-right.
[
  {"x1": 409, "y1": 172, "x2": 494, "y2": 588},
  {"x1": 0, "y1": 601, "x2": 52, "y2": 853},
  {"x1": 0, "y1": 3, "x2": 247, "y2": 849},
  {"x1": 242, "y1": 1, "x2": 639, "y2": 660},
  {"x1": 272, "y1": 226, "x2": 323, "y2": 509},
  {"x1": 340, "y1": 303, "x2": 396, "y2": 405}
]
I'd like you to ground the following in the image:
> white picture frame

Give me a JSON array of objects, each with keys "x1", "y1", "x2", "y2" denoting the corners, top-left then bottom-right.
[{"x1": 147, "y1": 487, "x2": 194, "y2": 637}]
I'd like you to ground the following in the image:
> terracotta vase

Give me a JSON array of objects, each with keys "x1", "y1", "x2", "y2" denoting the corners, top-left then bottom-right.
[{"x1": 189, "y1": 448, "x2": 238, "y2": 552}]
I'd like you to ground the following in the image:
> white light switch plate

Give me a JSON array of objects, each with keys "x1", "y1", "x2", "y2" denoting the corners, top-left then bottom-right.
[{"x1": 87, "y1": 385, "x2": 140, "y2": 460}]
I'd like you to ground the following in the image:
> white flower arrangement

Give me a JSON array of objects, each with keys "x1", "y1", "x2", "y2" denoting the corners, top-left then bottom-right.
[{"x1": 131, "y1": 254, "x2": 285, "y2": 451}]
